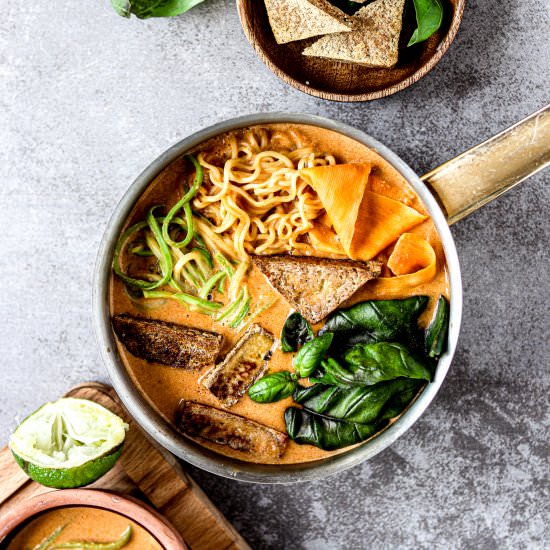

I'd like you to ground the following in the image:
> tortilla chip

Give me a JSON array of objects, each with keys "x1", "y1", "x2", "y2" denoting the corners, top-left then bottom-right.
[
  {"x1": 302, "y1": 0, "x2": 405, "y2": 67},
  {"x1": 264, "y1": 0, "x2": 353, "y2": 45}
]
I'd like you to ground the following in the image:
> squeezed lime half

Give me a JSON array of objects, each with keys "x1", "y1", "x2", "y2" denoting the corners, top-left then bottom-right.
[{"x1": 9, "y1": 398, "x2": 128, "y2": 488}]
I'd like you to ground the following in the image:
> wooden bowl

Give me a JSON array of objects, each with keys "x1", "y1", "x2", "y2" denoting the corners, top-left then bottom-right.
[
  {"x1": 0, "y1": 489, "x2": 186, "y2": 549},
  {"x1": 236, "y1": 0, "x2": 465, "y2": 102}
]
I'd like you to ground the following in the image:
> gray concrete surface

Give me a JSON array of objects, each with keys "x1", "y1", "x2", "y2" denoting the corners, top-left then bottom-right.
[{"x1": 1, "y1": 0, "x2": 549, "y2": 548}]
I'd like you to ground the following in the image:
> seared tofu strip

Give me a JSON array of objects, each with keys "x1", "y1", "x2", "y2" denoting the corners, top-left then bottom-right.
[
  {"x1": 201, "y1": 324, "x2": 275, "y2": 408},
  {"x1": 112, "y1": 314, "x2": 223, "y2": 370},
  {"x1": 178, "y1": 401, "x2": 288, "y2": 459}
]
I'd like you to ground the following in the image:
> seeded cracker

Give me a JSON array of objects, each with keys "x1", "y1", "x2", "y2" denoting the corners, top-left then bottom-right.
[
  {"x1": 302, "y1": 0, "x2": 406, "y2": 68},
  {"x1": 264, "y1": 0, "x2": 353, "y2": 45}
]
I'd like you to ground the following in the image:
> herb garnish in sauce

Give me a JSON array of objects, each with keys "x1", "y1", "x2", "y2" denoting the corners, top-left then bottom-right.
[{"x1": 30, "y1": 524, "x2": 132, "y2": 550}]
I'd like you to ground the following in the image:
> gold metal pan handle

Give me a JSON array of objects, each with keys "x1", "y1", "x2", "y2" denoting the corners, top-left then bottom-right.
[{"x1": 422, "y1": 104, "x2": 550, "y2": 225}]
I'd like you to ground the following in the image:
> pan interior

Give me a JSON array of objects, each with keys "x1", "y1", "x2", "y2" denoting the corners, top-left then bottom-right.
[{"x1": 94, "y1": 113, "x2": 462, "y2": 483}]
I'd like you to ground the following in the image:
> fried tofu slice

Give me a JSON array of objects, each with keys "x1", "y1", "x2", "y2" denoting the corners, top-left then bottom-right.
[
  {"x1": 112, "y1": 314, "x2": 222, "y2": 370},
  {"x1": 178, "y1": 401, "x2": 288, "y2": 459},
  {"x1": 201, "y1": 325, "x2": 275, "y2": 408},
  {"x1": 303, "y1": 0, "x2": 406, "y2": 68},
  {"x1": 252, "y1": 255, "x2": 382, "y2": 324},
  {"x1": 264, "y1": 0, "x2": 353, "y2": 44}
]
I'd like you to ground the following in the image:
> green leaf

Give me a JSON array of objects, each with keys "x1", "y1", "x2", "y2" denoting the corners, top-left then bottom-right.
[
  {"x1": 311, "y1": 357, "x2": 356, "y2": 386},
  {"x1": 322, "y1": 297, "x2": 429, "y2": 343},
  {"x1": 379, "y1": 380, "x2": 423, "y2": 420},
  {"x1": 313, "y1": 343, "x2": 431, "y2": 387},
  {"x1": 112, "y1": 0, "x2": 206, "y2": 19},
  {"x1": 284, "y1": 407, "x2": 380, "y2": 451},
  {"x1": 110, "y1": 0, "x2": 131, "y2": 17},
  {"x1": 280, "y1": 312, "x2": 314, "y2": 353},
  {"x1": 425, "y1": 295, "x2": 450, "y2": 358},
  {"x1": 408, "y1": 0, "x2": 444, "y2": 46},
  {"x1": 343, "y1": 342, "x2": 432, "y2": 385},
  {"x1": 294, "y1": 378, "x2": 421, "y2": 425},
  {"x1": 285, "y1": 377, "x2": 423, "y2": 450},
  {"x1": 146, "y1": 0, "x2": 206, "y2": 18},
  {"x1": 293, "y1": 332, "x2": 334, "y2": 378},
  {"x1": 248, "y1": 372, "x2": 297, "y2": 403}
]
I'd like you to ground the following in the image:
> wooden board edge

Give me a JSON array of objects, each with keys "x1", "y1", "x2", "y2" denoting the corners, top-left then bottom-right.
[{"x1": 0, "y1": 382, "x2": 252, "y2": 550}]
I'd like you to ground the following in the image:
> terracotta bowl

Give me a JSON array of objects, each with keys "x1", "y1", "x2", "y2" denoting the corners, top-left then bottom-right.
[
  {"x1": 236, "y1": 0, "x2": 465, "y2": 102},
  {"x1": 0, "y1": 489, "x2": 186, "y2": 549}
]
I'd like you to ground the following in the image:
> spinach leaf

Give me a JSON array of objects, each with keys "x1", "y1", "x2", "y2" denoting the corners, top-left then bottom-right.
[
  {"x1": 280, "y1": 312, "x2": 314, "y2": 353},
  {"x1": 293, "y1": 332, "x2": 334, "y2": 378},
  {"x1": 328, "y1": 331, "x2": 378, "y2": 359},
  {"x1": 322, "y1": 297, "x2": 429, "y2": 342},
  {"x1": 311, "y1": 357, "x2": 357, "y2": 386},
  {"x1": 313, "y1": 342, "x2": 431, "y2": 386},
  {"x1": 111, "y1": 0, "x2": 205, "y2": 19},
  {"x1": 408, "y1": 0, "x2": 444, "y2": 46},
  {"x1": 248, "y1": 371, "x2": 297, "y2": 403},
  {"x1": 285, "y1": 407, "x2": 380, "y2": 451},
  {"x1": 425, "y1": 295, "x2": 450, "y2": 358},
  {"x1": 344, "y1": 342, "x2": 432, "y2": 384},
  {"x1": 294, "y1": 378, "x2": 421, "y2": 425},
  {"x1": 380, "y1": 379, "x2": 423, "y2": 420}
]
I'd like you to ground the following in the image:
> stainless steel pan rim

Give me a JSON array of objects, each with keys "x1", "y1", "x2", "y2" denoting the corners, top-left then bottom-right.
[{"x1": 93, "y1": 112, "x2": 463, "y2": 484}]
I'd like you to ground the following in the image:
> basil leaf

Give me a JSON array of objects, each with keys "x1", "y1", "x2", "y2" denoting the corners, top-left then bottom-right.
[
  {"x1": 425, "y1": 295, "x2": 450, "y2": 358},
  {"x1": 285, "y1": 407, "x2": 380, "y2": 451},
  {"x1": 322, "y1": 297, "x2": 429, "y2": 342},
  {"x1": 280, "y1": 312, "x2": 314, "y2": 353},
  {"x1": 408, "y1": 0, "x2": 444, "y2": 47},
  {"x1": 344, "y1": 342, "x2": 432, "y2": 385},
  {"x1": 293, "y1": 332, "x2": 334, "y2": 378},
  {"x1": 248, "y1": 371, "x2": 297, "y2": 403},
  {"x1": 294, "y1": 378, "x2": 421, "y2": 425},
  {"x1": 111, "y1": 0, "x2": 206, "y2": 19}
]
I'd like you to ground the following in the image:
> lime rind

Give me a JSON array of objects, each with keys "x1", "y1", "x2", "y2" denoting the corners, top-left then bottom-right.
[
  {"x1": 9, "y1": 398, "x2": 127, "y2": 468},
  {"x1": 12, "y1": 445, "x2": 123, "y2": 488},
  {"x1": 9, "y1": 397, "x2": 128, "y2": 488}
]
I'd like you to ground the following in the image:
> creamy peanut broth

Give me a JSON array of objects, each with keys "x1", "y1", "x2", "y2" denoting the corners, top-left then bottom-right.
[
  {"x1": 7, "y1": 507, "x2": 163, "y2": 549},
  {"x1": 109, "y1": 123, "x2": 449, "y2": 465}
]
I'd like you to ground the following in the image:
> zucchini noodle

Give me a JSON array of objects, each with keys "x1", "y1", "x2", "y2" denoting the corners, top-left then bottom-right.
[{"x1": 113, "y1": 155, "x2": 250, "y2": 324}]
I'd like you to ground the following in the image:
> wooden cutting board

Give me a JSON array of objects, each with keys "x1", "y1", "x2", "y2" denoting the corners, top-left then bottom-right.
[{"x1": 0, "y1": 382, "x2": 251, "y2": 550}]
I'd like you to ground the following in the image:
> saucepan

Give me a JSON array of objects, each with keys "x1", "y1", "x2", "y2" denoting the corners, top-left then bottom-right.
[{"x1": 93, "y1": 106, "x2": 549, "y2": 483}]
